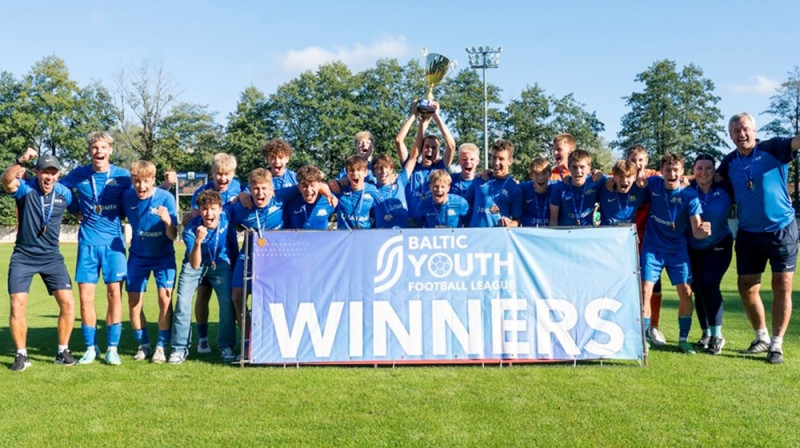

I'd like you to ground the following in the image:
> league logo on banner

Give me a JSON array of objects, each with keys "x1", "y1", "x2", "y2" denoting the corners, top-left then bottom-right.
[{"x1": 250, "y1": 227, "x2": 644, "y2": 364}]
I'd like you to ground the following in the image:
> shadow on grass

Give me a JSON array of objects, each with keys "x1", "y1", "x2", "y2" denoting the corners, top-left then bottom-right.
[{"x1": 0, "y1": 318, "x2": 239, "y2": 367}]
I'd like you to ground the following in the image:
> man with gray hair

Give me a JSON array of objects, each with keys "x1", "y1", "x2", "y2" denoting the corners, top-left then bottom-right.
[{"x1": 717, "y1": 113, "x2": 800, "y2": 364}]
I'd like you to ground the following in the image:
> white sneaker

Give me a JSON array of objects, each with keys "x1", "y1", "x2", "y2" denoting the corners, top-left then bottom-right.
[
  {"x1": 196, "y1": 340, "x2": 211, "y2": 354},
  {"x1": 133, "y1": 345, "x2": 152, "y2": 361},
  {"x1": 648, "y1": 327, "x2": 667, "y2": 346},
  {"x1": 78, "y1": 346, "x2": 99, "y2": 365},
  {"x1": 151, "y1": 346, "x2": 167, "y2": 364},
  {"x1": 168, "y1": 349, "x2": 188, "y2": 365}
]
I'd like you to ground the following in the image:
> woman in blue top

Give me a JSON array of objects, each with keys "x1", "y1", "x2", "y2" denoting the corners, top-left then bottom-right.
[{"x1": 689, "y1": 154, "x2": 733, "y2": 355}]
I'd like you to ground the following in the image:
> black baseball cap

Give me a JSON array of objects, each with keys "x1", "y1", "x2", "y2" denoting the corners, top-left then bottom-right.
[{"x1": 36, "y1": 154, "x2": 62, "y2": 171}]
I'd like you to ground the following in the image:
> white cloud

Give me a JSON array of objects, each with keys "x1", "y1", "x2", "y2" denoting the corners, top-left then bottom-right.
[
  {"x1": 729, "y1": 75, "x2": 781, "y2": 94},
  {"x1": 279, "y1": 35, "x2": 412, "y2": 74}
]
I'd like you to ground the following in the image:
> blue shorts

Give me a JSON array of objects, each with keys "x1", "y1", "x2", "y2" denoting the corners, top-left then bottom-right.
[
  {"x1": 231, "y1": 255, "x2": 251, "y2": 290},
  {"x1": 8, "y1": 251, "x2": 72, "y2": 295},
  {"x1": 126, "y1": 254, "x2": 177, "y2": 292},
  {"x1": 736, "y1": 220, "x2": 798, "y2": 275},
  {"x1": 75, "y1": 239, "x2": 127, "y2": 284},
  {"x1": 641, "y1": 248, "x2": 692, "y2": 285}
]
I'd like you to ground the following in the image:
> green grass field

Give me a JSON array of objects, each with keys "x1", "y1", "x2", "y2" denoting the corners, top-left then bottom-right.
[{"x1": 0, "y1": 243, "x2": 797, "y2": 447}]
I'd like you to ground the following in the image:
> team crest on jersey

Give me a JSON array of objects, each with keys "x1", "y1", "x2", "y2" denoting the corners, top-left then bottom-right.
[
  {"x1": 107, "y1": 179, "x2": 118, "y2": 186},
  {"x1": 316, "y1": 209, "x2": 328, "y2": 216},
  {"x1": 268, "y1": 205, "x2": 280, "y2": 213},
  {"x1": 669, "y1": 196, "x2": 683, "y2": 204},
  {"x1": 363, "y1": 194, "x2": 373, "y2": 200},
  {"x1": 502, "y1": 189, "x2": 509, "y2": 197},
  {"x1": 585, "y1": 188, "x2": 595, "y2": 195},
  {"x1": 447, "y1": 209, "x2": 457, "y2": 216}
]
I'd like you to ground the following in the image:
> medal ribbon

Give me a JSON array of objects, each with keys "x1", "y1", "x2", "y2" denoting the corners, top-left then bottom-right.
[
  {"x1": 569, "y1": 183, "x2": 586, "y2": 225},
  {"x1": 664, "y1": 184, "x2": 679, "y2": 231},
  {"x1": 345, "y1": 190, "x2": 366, "y2": 229},
  {"x1": 253, "y1": 206, "x2": 265, "y2": 239},
  {"x1": 40, "y1": 189, "x2": 55, "y2": 233},
  {"x1": 736, "y1": 145, "x2": 757, "y2": 190},
  {"x1": 205, "y1": 226, "x2": 221, "y2": 267},
  {"x1": 532, "y1": 189, "x2": 549, "y2": 227},
  {"x1": 90, "y1": 171, "x2": 108, "y2": 214},
  {"x1": 695, "y1": 185, "x2": 711, "y2": 208}
]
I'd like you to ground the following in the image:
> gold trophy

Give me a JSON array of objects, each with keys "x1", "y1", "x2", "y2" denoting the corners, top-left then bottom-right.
[{"x1": 417, "y1": 49, "x2": 455, "y2": 114}]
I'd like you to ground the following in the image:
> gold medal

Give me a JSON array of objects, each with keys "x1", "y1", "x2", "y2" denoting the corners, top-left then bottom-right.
[
  {"x1": 95, "y1": 204, "x2": 102, "y2": 214},
  {"x1": 747, "y1": 180, "x2": 754, "y2": 190},
  {"x1": 257, "y1": 237, "x2": 267, "y2": 247},
  {"x1": 39, "y1": 225, "x2": 47, "y2": 236},
  {"x1": 211, "y1": 261, "x2": 217, "y2": 270},
  {"x1": 671, "y1": 222, "x2": 675, "y2": 231},
  {"x1": 489, "y1": 204, "x2": 500, "y2": 214}
]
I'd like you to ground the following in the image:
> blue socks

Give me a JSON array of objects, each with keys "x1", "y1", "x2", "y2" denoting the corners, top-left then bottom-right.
[
  {"x1": 82, "y1": 324, "x2": 97, "y2": 349},
  {"x1": 678, "y1": 315, "x2": 692, "y2": 341},
  {"x1": 157, "y1": 329, "x2": 172, "y2": 348},
  {"x1": 107, "y1": 323, "x2": 122, "y2": 348},
  {"x1": 643, "y1": 317, "x2": 651, "y2": 336}
]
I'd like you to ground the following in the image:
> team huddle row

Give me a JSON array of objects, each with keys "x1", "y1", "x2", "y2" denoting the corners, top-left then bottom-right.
[{"x1": 4, "y1": 105, "x2": 799, "y2": 371}]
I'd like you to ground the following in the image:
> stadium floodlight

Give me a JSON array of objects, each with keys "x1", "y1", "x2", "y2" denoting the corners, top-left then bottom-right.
[{"x1": 465, "y1": 45, "x2": 503, "y2": 169}]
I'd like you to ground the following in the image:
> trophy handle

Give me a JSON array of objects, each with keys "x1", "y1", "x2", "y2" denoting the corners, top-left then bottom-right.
[{"x1": 447, "y1": 60, "x2": 458, "y2": 77}]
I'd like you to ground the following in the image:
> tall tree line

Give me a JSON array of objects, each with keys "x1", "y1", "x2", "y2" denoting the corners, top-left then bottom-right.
[{"x1": 6, "y1": 54, "x2": 778, "y2": 224}]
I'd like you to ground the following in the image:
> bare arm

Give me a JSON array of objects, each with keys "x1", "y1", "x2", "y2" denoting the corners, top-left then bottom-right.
[
  {"x1": 394, "y1": 112, "x2": 417, "y2": 165},
  {"x1": 431, "y1": 102, "x2": 456, "y2": 167},
  {"x1": 690, "y1": 214, "x2": 711, "y2": 240},
  {"x1": 792, "y1": 135, "x2": 800, "y2": 151},
  {"x1": 413, "y1": 115, "x2": 431, "y2": 162},
  {"x1": 402, "y1": 125, "x2": 420, "y2": 176},
  {"x1": 316, "y1": 182, "x2": 338, "y2": 208},
  {"x1": 189, "y1": 226, "x2": 207, "y2": 269},
  {"x1": 2, "y1": 148, "x2": 37, "y2": 194}
]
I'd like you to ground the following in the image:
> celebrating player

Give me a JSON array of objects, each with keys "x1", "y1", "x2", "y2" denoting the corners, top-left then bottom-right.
[
  {"x1": 59, "y1": 132, "x2": 131, "y2": 366},
  {"x1": 718, "y1": 113, "x2": 800, "y2": 364},
  {"x1": 2, "y1": 149, "x2": 76, "y2": 371},
  {"x1": 640, "y1": 153, "x2": 710, "y2": 354},
  {"x1": 121, "y1": 161, "x2": 178, "y2": 363}
]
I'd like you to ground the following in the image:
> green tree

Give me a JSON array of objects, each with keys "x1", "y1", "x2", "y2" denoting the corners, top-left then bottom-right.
[
  {"x1": 0, "y1": 57, "x2": 116, "y2": 225},
  {"x1": 439, "y1": 69, "x2": 503, "y2": 158},
  {"x1": 761, "y1": 66, "x2": 800, "y2": 206},
  {"x1": 0, "y1": 56, "x2": 115, "y2": 166},
  {"x1": 354, "y1": 59, "x2": 425, "y2": 158},
  {"x1": 502, "y1": 84, "x2": 551, "y2": 177},
  {"x1": 158, "y1": 102, "x2": 223, "y2": 175},
  {"x1": 223, "y1": 86, "x2": 279, "y2": 178},
  {"x1": 503, "y1": 85, "x2": 606, "y2": 178},
  {"x1": 267, "y1": 62, "x2": 360, "y2": 177},
  {"x1": 616, "y1": 59, "x2": 725, "y2": 165}
]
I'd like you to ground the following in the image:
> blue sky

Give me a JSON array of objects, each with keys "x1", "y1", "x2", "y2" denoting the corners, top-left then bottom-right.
[{"x1": 2, "y1": 1, "x2": 798, "y2": 151}]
